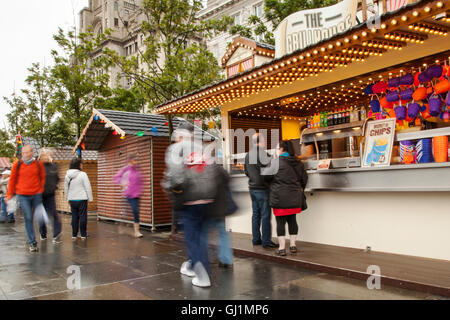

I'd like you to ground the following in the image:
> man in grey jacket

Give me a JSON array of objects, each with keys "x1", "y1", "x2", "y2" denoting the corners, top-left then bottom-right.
[{"x1": 64, "y1": 158, "x2": 93, "y2": 240}]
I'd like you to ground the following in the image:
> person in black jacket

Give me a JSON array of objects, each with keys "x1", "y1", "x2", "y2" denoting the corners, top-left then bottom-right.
[
  {"x1": 38, "y1": 149, "x2": 62, "y2": 244},
  {"x1": 244, "y1": 133, "x2": 277, "y2": 249},
  {"x1": 264, "y1": 140, "x2": 308, "y2": 256}
]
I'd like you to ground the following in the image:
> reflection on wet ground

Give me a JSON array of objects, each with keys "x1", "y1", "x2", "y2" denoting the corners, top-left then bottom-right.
[{"x1": 0, "y1": 214, "x2": 446, "y2": 300}]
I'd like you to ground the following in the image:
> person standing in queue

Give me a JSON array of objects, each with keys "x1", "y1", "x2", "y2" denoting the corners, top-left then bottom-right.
[
  {"x1": 264, "y1": 140, "x2": 308, "y2": 256},
  {"x1": 65, "y1": 157, "x2": 93, "y2": 240},
  {"x1": 38, "y1": 148, "x2": 62, "y2": 244},
  {"x1": 114, "y1": 154, "x2": 144, "y2": 238},
  {"x1": 6, "y1": 145, "x2": 46, "y2": 252},
  {"x1": 244, "y1": 133, "x2": 277, "y2": 249}
]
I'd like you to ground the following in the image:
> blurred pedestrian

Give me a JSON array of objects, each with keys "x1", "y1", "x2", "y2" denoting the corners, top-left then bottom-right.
[
  {"x1": 163, "y1": 121, "x2": 215, "y2": 288},
  {"x1": 114, "y1": 154, "x2": 144, "y2": 238},
  {"x1": 65, "y1": 158, "x2": 93, "y2": 240},
  {"x1": 200, "y1": 163, "x2": 236, "y2": 268},
  {"x1": 244, "y1": 133, "x2": 277, "y2": 249},
  {"x1": 264, "y1": 140, "x2": 308, "y2": 256},
  {"x1": 38, "y1": 148, "x2": 62, "y2": 244},
  {"x1": 6, "y1": 145, "x2": 46, "y2": 252},
  {"x1": 0, "y1": 170, "x2": 15, "y2": 223}
]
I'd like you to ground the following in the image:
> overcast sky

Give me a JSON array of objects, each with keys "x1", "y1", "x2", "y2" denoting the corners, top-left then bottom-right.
[{"x1": 0, "y1": 0, "x2": 88, "y2": 131}]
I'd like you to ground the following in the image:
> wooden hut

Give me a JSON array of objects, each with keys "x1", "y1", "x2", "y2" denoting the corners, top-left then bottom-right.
[
  {"x1": 52, "y1": 148, "x2": 98, "y2": 215},
  {"x1": 73, "y1": 108, "x2": 215, "y2": 230},
  {"x1": 21, "y1": 137, "x2": 99, "y2": 215}
]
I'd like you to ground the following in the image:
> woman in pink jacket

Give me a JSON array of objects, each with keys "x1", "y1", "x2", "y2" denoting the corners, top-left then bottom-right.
[{"x1": 114, "y1": 154, "x2": 144, "y2": 238}]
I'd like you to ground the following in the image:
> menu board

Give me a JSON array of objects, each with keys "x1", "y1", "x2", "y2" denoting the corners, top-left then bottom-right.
[{"x1": 362, "y1": 118, "x2": 396, "y2": 168}]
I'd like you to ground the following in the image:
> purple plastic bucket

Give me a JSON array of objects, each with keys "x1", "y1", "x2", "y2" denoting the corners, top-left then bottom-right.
[
  {"x1": 407, "y1": 103, "x2": 421, "y2": 119},
  {"x1": 399, "y1": 74, "x2": 414, "y2": 86},
  {"x1": 425, "y1": 65, "x2": 443, "y2": 79},
  {"x1": 400, "y1": 88, "x2": 413, "y2": 101},
  {"x1": 388, "y1": 77, "x2": 401, "y2": 88},
  {"x1": 395, "y1": 105, "x2": 407, "y2": 120},
  {"x1": 363, "y1": 84, "x2": 374, "y2": 95},
  {"x1": 416, "y1": 139, "x2": 433, "y2": 163},
  {"x1": 386, "y1": 91, "x2": 399, "y2": 102},
  {"x1": 370, "y1": 100, "x2": 381, "y2": 113},
  {"x1": 418, "y1": 72, "x2": 432, "y2": 84},
  {"x1": 429, "y1": 98, "x2": 442, "y2": 116}
]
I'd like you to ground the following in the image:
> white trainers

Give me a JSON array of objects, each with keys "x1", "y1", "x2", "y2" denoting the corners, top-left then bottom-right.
[
  {"x1": 180, "y1": 261, "x2": 196, "y2": 277},
  {"x1": 192, "y1": 262, "x2": 211, "y2": 288}
]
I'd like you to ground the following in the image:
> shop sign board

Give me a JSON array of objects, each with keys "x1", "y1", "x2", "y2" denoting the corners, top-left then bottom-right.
[
  {"x1": 274, "y1": 0, "x2": 358, "y2": 58},
  {"x1": 362, "y1": 118, "x2": 396, "y2": 167},
  {"x1": 317, "y1": 159, "x2": 331, "y2": 170}
]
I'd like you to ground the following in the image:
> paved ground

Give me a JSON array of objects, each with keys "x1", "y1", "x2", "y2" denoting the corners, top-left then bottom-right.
[{"x1": 0, "y1": 214, "x2": 447, "y2": 300}]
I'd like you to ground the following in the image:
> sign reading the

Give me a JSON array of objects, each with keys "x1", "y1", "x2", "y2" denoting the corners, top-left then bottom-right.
[
  {"x1": 274, "y1": 0, "x2": 358, "y2": 58},
  {"x1": 362, "y1": 118, "x2": 396, "y2": 167}
]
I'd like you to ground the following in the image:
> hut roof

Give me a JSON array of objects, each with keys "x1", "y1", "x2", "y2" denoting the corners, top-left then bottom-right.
[
  {"x1": 22, "y1": 137, "x2": 98, "y2": 161},
  {"x1": 74, "y1": 108, "x2": 217, "y2": 151}
]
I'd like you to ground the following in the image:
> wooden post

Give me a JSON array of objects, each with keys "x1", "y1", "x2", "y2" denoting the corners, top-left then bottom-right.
[{"x1": 362, "y1": 0, "x2": 368, "y2": 22}]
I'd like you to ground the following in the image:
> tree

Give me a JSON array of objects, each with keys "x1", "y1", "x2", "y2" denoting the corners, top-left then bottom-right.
[
  {"x1": 104, "y1": 0, "x2": 233, "y2": 131},
  {"x1": 230, "y1": 0, "x2": 338, "y2": 45},
  {"x1": 51, "y1": 27, "x2": 113, "y2": 140},
  {"x1": 0, "y1": 129, "x2": 16, "y2": 161},
  {"x1": 94, "y1": 87, "x2": 147, "y2": 113},
  {"x1": 4, "y1": 63, "x2": 76, "y2": 147}
]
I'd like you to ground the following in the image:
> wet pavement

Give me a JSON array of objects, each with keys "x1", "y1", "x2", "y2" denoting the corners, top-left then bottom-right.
[{"x1": 0, "y1": 214, "x2": 447, "y2": 300}]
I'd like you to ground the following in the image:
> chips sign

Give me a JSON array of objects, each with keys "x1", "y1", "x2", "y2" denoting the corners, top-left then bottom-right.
[
  {"x1": 362, "y1": 118, "x2": 396, "y2": 168},
  {"x1": 274, "y1": 0, "x2": 358, "y2": 58}
]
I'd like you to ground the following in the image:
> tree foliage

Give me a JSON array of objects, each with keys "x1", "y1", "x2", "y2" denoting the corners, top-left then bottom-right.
[
  {"x1": 0, "y1": 129, "x2": 16, "y2": 161},
  {"x1": 104, "y1": 0, "x2": 233, "y2": 129},
  {"x1": 230, "y1": 0, "x2": 338, "y2": 45},
  {"x1": 50, "y1": 27, "x2": 114, "y2": 139}
]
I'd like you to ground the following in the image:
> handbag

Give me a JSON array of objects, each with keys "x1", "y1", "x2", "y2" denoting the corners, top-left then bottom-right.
[
  {"x1": 6, "y1": 196, "x2": 18, "y2": 213},
  {"x1": 34, "y1": 203, "x2": 49, "y2": 226}
]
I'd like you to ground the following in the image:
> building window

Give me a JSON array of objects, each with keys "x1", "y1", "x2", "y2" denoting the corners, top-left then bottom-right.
[
  {"x1": 254, "y1": 3, "x2": 263, "y2": 18},
  {"x1": 114, "y1": 18, "x2": 119, "y2": 27},
  {"x1": 105, "y1": 18, "x2": 108, "y2": 28},
  {"x1": 140, "y1": 34, "x2": 144, "y2": 45},
  {"x1": 231, "y1": 12, "x2": 241, "y2": 26},
  {"x1": 135, "y1": 42, "x2": 138, "y2": 52},
  {"x1": 105, "y1": 1, "x2": 108, "y2": 12},
  {"x1": 114, "y1": 1, "x2": 118, "y2": 11}
]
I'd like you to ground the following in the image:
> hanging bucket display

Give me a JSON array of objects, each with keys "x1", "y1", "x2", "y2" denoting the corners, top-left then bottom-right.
[
  {"x1": 363, "y1": 84, "x2": 374, "y2": 95},
  {"x1": 400, "y1": 88, "x2": 414, "y2": 101},
  {"x1": 380, "y1": 96, "x2": 394, "y2": 108},
  {"x1": 434, "y1": 79, "x2": 450, "y2": 94},
  {"x1": 370, "y1": 100, "x2": 381, "y2": 113},
  {"x1": 407, "y1": 103, "x2": 421, "y2": 119},
  {"x1": 418, "y1": 72, "x2": 432, "y2": 84},
  {"x1": 394, "y1": 105, "x2": 407, "y2": 120},
  {"x1": 372, "y1": 81, "x2": 387, "y2": 94},
  {"x1": 425, "y1": 65, "x2": 443, "y2": 79},
  {"x1": 386, "y1": 91, "x2": 399, "y2": 102},
  {"x1": 388, "y1": 77, "x2": 401, "y2": 88},
  {"x1": 428, "y1": 98, "x2": 442, "y2": 117},
  {"x1": 413, "y1": 87, "x2": 427, "y2": 101},
  {"x1": 399, "y1": 74, "x2": 414, "y2": 86}
]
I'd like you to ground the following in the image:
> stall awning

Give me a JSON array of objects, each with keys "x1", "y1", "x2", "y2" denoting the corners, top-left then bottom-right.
[
  {"x1": 73, "y1": 109, "x2": 216, "y2": 153},
  {"x1": 154, "y1": 0, "x2": 449, "y2": 115}
]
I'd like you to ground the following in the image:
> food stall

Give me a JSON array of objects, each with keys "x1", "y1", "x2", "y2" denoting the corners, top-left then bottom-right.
[{"x1": 155, "y1": 0, "x2": 450, "y2": 261}]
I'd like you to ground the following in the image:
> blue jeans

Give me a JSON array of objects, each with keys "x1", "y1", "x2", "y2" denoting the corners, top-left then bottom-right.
[
  {"x1": 200, "y1": 218, "x2": 233, "y2": 265},
  {"x1": 0, "y1": 197, "x2": 15, "y2": 221},
  {"x1": 126, "y1": 198, "x2": 140, "y2": 223},
  {"x1": 181, "y1": 204, "x2": 210, "y2": 274},
  {"x1": 18, "y1": 193, "x2": 43, "y2": 245},
  {"x1": 249, "y1": 189, "x2": 272, "y2": 246}
]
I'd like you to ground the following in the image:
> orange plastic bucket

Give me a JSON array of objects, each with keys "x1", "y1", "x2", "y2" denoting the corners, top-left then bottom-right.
[{"x1": 433, "y1": 136, "x2": 448, "y2": 162}]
